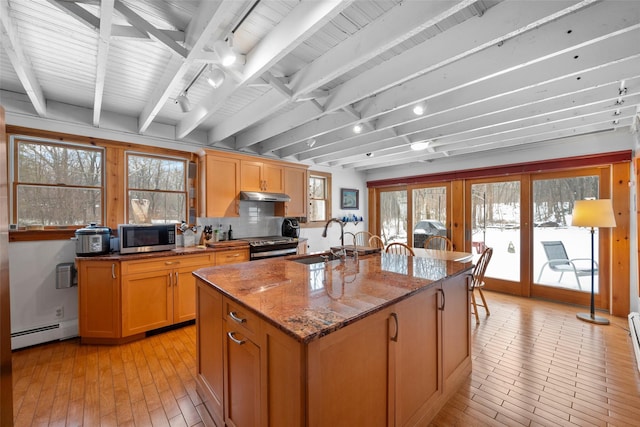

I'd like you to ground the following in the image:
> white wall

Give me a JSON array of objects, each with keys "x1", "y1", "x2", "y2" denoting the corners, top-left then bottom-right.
[
  {"x1": 301, "y1": 166, "x2": 368, "y2": 253},
  {"x1": 8, "y1": 240, "x2": 78, "y2": 335}
]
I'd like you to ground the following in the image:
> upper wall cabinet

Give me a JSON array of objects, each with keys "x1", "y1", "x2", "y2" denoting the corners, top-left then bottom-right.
[
  {"x1": 200, "y1": 152, "x2": 241, "y2": 217},
  {"x1": 200, "y1": 150, "x2": 308, "y2": 218},
  {"x1": 275, "y1": 167, "x2": 308, "y2": 218},
  {"x1": 240, "y1": 160, "x2": 284, "y2": 193}
]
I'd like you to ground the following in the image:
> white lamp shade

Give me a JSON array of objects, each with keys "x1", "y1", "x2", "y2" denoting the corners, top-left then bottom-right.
[{"x1": 571, "y1": 199, "x2": 616, "y2": 228}]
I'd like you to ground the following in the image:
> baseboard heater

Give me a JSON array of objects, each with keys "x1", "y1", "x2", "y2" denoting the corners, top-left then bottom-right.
[
  {"x1": 629, "y1": 312, "x2": 640, "y2": 373},
  {"x1": 11, "y1": 319, "x2": 78, "y2": 350}
]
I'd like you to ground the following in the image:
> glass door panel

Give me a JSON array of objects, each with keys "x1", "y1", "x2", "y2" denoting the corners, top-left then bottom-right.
[
  {"x1": 470, "y1": 181, "x2": 521, "y2": 282},
  {"x1": 533, "y1": 175, "x2": 599, "y2": 292},
  {"x1": 412, "y1": 186, "x2": 447, "y2": 249},
  {"x1": 379, "y1": 189, "x2": 407, "y2": 245}
]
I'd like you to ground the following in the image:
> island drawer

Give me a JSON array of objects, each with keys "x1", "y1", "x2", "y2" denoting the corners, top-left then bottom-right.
[{"x1": 223, "y1": 297, "x2": 260, "y2": 339}]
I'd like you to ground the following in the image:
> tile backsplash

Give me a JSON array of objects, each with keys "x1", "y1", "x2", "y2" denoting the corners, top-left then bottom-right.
[{"x1": 196, "y1": 200, "x2": 285, "y2": 240}]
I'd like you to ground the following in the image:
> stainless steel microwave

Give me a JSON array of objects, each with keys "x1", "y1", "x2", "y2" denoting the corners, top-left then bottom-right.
[{"x1": 118, "y1": 224, "x2": 176, "y2": 254}]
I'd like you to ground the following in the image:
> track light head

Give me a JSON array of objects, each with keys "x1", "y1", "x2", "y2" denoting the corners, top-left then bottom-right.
[
  {"x1": 214, "y1": 39, "x2": 237, "y2": 67},
  {"x1": 307, "y1": 138, "x2": 316, "y2": 148},
  {"x1": 175, "y1": 93, "x2": 191, "y2": 113},
  {"x1": 353, "y1": 124, "x2": 363, "y2": 134},
  {"x1": 413, "y1": 103, "x2": 426, "y2": 116},
  {"x1": 206, "y1": 65, "x2": 226, "y2": 88}
]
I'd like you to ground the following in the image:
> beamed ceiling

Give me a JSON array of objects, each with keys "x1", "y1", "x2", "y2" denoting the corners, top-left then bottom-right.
[{"x1": 1, "y1": 0, "x2": 639, "y2": 173}]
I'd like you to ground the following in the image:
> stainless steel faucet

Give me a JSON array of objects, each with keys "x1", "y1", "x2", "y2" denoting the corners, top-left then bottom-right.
[{"x1": 322, "y1": 218, "x2": 345, "y2": 246}]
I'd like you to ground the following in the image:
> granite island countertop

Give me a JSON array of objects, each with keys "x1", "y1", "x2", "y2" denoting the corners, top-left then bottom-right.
[{"x1": 193, "y1": 252, "x2": 472, "y2": 344}]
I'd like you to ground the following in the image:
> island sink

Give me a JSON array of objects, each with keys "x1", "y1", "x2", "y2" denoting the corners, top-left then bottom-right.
[{"x1": 287, "y1": 251, "x2": 341, "y2": 265}]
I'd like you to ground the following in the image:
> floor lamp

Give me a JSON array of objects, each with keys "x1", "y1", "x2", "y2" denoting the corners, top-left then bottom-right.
[{"x1": 571, "y1": 199, "x2": 616, "y2": 325}]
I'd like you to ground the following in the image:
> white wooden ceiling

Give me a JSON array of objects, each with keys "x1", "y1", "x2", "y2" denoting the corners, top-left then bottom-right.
[{"x1": 1, "y1": 0, "x2": 639, "y2": 172}]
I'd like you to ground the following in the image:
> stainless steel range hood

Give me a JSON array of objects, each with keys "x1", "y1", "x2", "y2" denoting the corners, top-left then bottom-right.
[{"x1": 240, "y1": 191, "x2": 291, "y2": 202}]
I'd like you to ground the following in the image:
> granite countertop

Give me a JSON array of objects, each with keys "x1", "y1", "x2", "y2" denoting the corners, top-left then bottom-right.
[
  {"x1": 76, "y1": 242, "x2": 249, "y2": 261},
  {"x1": 193, "y1": 253, "x2": 472, "y2": 344}
]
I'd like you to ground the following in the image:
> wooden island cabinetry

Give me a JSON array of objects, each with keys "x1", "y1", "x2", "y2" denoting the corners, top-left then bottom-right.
[
  {"x1": 194, "y1": 254, "x2": 472, "y2": 426},
  {"x1": 77, "y1": 247, "x2": 248, "y2": 344}
]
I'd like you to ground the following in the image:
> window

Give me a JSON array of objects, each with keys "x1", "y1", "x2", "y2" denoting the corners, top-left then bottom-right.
[
  {"x1": 126, "y1": 153, "x2": 187, "y2": 224},
  {"x1": 308, "y1": 172, "x2": 331, "y2": 223},
  {"x1": 12, "y1": 136, "x2": 104, "y2": 227}
]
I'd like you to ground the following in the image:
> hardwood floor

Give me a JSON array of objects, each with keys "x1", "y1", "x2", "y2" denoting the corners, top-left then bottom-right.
[{"x1": 11, "y1": 292, "x2": 640, "y2": 426}]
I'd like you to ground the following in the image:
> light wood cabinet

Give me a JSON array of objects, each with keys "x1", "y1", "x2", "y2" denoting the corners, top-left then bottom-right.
[
  {"x1": 77, "y1": 260, "x2": 121, "y2": 339},
  {"x1": 275, "y1": 166, "x2": 307, "y2": 217},
  {"x1": 241, "y1": 160, "x2": 284, "y2": 193},
  {"x1": 196, "y1": 283, "x2": 225, "y2": 427},
  {"x1": 195, "y1": 271, "x2": 471, "y2": 426},
  {"x1": 121, "y1": 254, "x2": 213, "y2": 336},
  {"x1": 215, "y1": 247, "x2": 249, "y2": 265},
  {"x1": 391, "y1": 285, "x2": 441, "y2": 426},
  {"x1": 77, "y1": 249, "x2": 247, "y2": 344},
  {"x1": 201, "y1": 153, "x2": 240, "y2": 217},
  {"x1": 307, "y1": 306, "x2": 391, "y2": 426},
  {"x1": 200, "y1": 149, "x2": 308, "y2": 218}
]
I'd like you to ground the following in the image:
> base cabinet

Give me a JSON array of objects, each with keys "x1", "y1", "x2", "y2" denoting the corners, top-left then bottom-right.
[
  {"x1": 195, "y1": 272, "x2": 471, "y2": 427},
  {"x1": 78, "y1": 249, "x2": 248, "y2": 343},
  {"x1": 78, "y1": 261, "x2": 120, "y2": 339}
]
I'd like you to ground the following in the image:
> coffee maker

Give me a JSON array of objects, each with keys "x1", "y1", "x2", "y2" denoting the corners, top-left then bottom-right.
[{"x1": 282, "y1": 218, "x2": 300, "y2": 238}]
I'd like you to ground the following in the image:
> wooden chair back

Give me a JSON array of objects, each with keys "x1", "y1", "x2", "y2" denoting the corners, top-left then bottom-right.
[
  {"x1": 385, "y1": 242, "x2": 415, "y2": 256},
  {"x1": 368, "y1": 235, "x2": 385, "y2": 249},
  {"x1": 424, "y1": 235, "x2": 453, "y2": 251}
]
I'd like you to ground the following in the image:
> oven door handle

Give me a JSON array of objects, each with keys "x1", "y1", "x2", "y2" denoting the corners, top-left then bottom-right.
[{"x1": 251, "y1": 247, "x2": 298, "y2": 259}]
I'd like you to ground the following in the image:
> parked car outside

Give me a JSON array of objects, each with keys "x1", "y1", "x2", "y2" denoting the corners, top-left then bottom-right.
[{"x1": 413, "y1": 219, "x2": 447, "y2": 248}]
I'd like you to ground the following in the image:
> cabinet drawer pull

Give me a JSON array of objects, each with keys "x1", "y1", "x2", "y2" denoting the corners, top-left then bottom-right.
[
  {"x1": 390, "y1": 312, "x2": 399, "y2": 342},
  {"x1": 438, "y1": 288, "x2": 445, "y2": 311},
  {"x1": 228, "y1": 331, "x2": 246, "y2": 345},
  {"x1": 229, "y1": 311, "x2": 246, "y2": 324},
  {"x1": 165, "y1": 261, "x2": 178, "y2": 265}
]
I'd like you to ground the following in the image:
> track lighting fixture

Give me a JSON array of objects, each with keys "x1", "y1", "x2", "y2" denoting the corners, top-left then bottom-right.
[
  {"x1": 307, "y1": 138, "x2": 316, "y2": 148},
  {"x1": 413, "y1": 103, "x2": 426, "y2": 116},
  {"x1": 206, "y1": 65, "x2": 225, "y2": 88},
  {"x1": 214, "y1": 38, "x2": 237, "y2": 67},
  {"x1": 353, "y1": 124, "x2": 363, "y2": 134},
  {"x1": 175, "y1": 93, "x2": 191, "y2": 113},
  {"x1": 410, "y1": 141, "x2": 430, "y2": 151}
]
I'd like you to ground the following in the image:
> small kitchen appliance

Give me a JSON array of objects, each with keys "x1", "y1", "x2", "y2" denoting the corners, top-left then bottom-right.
[
  {"x1": 282, "y1": 218, "x2": 300, "y2": 238},
  {"x1": 118, "y1": 223, "x2": 176, "y2": 254},
  {"x1": 73, "y1": 223, "x2": 112, "y2": 256}
]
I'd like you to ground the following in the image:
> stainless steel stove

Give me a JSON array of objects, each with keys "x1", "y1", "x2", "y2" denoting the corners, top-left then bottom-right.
[{"x1": 241, "y1": 236, "x2": 299, "y2": 260}]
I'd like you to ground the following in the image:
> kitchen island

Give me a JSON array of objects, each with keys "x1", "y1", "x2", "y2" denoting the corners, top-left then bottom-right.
[{"x1": 193, "y1": 252, "x2": 473, "y2": 427}]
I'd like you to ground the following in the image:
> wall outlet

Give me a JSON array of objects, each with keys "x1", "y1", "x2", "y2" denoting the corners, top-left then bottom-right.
[{"x1": 55, "y1": 306, "x2": 64, "y2": 319}]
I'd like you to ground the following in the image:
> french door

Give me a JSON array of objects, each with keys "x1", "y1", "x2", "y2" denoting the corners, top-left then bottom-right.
[
  {"x1": 464, "y1": 169, "x2": 611, "y2": 308},
  {"x1": 376, "y1": 184, "x2": 451, "y2": 248}
]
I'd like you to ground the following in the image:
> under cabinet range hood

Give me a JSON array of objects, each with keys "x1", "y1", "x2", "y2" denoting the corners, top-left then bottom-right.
[{"x1": 240, "y1": 191, "x2": 291, "y2": 202}]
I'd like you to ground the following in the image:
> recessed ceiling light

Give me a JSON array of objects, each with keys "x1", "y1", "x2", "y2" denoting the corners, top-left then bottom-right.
[
  {"x1": 353, "y1": 124, "x2": 363, "y2": 134},
  {"x1": 410, "y1": 141, "x2": 430, "y2": 151},
  {"x1": 413, "y1": 103, "x2": 425, "y2": 116}
]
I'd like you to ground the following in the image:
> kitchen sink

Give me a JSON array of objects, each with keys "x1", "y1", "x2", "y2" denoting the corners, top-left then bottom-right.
[{"x1": 288, "y1": 252, "x2": 341, "y2": 265}]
